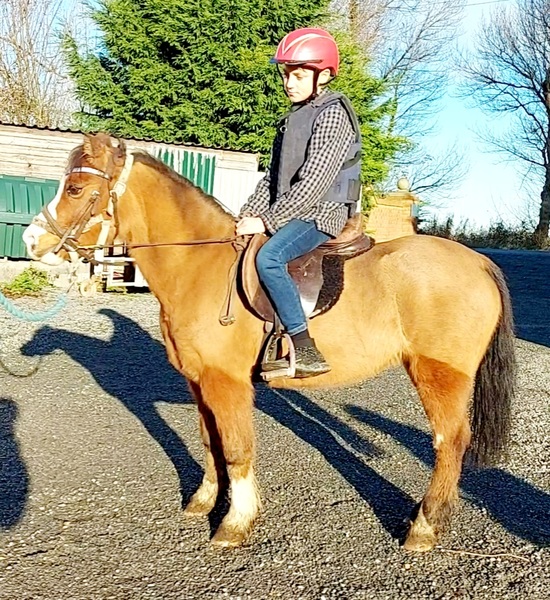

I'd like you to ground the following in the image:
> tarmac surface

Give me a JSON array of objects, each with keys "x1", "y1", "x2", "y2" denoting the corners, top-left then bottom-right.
[{"x1": 0, "y1": 248, "x2": 548, "y2": 599}]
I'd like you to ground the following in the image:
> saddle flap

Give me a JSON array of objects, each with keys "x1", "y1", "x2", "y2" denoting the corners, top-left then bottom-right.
[
  {"x1": 242, "y1": 235, "x2": 324, "y2": 322},
  {"x1": 242, "y1": 234, "x2": 276, "y2": 322}
]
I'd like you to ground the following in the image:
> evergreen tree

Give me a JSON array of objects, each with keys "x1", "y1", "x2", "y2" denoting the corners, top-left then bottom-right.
[{"x1": 64, "y1": 0, "x2": 405, "y2": 186}]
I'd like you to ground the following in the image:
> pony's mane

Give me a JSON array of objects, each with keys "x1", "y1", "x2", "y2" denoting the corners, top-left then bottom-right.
[
  {"x1": 66, "y1": 144, "x2": 233, "y2": 220},
  {"x1": 132, "y1": 151, "x2": 233, "y2": 219}
]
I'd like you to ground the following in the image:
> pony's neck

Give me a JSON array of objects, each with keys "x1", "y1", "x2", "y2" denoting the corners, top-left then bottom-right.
[
  {"x1": 114, "y1": 159, "x2": 238, "y2": 303},
  {"x1": 120, "y1": 159, "x2": 235, "y2": 245}
]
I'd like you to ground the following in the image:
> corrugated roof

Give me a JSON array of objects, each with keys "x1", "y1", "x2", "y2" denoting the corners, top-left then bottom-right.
[{"x1": 0, "y1": 120, "x2": 253, "y2": 155}]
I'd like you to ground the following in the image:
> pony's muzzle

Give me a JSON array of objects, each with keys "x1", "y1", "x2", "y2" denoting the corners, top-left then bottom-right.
[{"x1": 22, "y1": 223, "x2": 65, "y2": 264}]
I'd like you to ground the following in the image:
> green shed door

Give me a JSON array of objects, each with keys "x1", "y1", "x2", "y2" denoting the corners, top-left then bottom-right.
[
  {"x1": 154, "y1": 148, "x2": 216, "y2": 194},
  {"x1": 0, "y1": 175, "x2": 59, "y2": 259}
]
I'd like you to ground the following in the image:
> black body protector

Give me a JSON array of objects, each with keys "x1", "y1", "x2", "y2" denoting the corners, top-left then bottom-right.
[{"x1": 273, "y1": 91, "x2": 362, "y2": 215}]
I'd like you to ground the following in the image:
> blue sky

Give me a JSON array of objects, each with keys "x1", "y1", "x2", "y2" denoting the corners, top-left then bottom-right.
[{"x1": 422, "y1": 0, "x2": 537, "y2": 227}]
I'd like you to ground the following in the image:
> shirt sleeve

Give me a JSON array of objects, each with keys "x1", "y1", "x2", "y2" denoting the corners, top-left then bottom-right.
[
  {"x1": 237, "y1": 170, "x2": 271, "y2": 218},
  {"x1": 259, "y1": 103, "x2": 355, "y2": 234}
]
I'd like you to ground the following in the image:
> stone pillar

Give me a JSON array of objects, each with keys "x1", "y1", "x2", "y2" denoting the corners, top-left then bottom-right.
[{"x1": 365, "y1": 177, "x2": 419, "y2": 243}]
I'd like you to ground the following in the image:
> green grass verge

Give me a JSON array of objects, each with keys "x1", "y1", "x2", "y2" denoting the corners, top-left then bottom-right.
[{"x1": 0, "y1": 266, "x2": 53, "y2": 297}]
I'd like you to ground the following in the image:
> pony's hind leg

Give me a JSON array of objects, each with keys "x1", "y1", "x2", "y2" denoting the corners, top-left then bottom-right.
[
  {"x1": 184, "y1": 381, "x2": 227, "y2": 517},
  {"x1": 403, "y1": 355, "x2": 473, "y2": 552},
  {"x1": 199, "y1": 368, "x2": 260, "y2": 547}
]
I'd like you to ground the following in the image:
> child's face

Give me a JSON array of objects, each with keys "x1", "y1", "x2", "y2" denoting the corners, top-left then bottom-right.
[{"x1": 282, "y1": 66, "x2": 315, "y2": 103}]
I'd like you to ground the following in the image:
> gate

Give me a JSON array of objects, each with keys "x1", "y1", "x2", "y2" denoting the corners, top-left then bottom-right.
[{"x1": 0, "y1": 175, "x2": 59, "y2": 259}]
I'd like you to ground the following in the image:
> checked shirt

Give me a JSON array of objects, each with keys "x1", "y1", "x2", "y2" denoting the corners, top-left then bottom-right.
[{"x1": 239, "y1": 98, "x2": 356, "y2": 238}]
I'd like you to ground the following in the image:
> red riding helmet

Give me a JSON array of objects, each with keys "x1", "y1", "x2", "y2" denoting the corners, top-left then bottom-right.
[{"x1": 272, "y1": 28, "x2": 340, "y2": 76}]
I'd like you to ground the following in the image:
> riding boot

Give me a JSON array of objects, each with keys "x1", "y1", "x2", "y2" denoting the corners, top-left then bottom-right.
[
  {"x1": 262, "y1": 331, "x2": 331, "y2": 378},
  {"x1": 293, "y1": 343, "x2": 331, "y2": 378}
]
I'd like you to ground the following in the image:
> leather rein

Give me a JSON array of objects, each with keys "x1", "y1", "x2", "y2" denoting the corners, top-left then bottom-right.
[{"x1": 35, "y1": 152, "x2": 248, "y2": 325}]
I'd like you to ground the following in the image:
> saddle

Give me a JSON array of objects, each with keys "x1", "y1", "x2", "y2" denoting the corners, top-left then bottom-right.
[{"x1": 241, "y1": 214, "x2": 373, "y2": 323}]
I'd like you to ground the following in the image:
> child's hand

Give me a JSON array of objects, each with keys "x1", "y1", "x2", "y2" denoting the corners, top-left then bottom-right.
[{"x1": 236, "y1": 217, "x2": 266, "y2": 235}]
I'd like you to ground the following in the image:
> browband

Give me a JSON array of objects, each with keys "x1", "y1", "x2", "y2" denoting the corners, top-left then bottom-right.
[{"x1": 67, "y1": 166, "x2": 112, "y2": 180}]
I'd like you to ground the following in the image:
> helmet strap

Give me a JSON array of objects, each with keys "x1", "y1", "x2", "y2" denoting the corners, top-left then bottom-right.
[
  {"x1": 308, "y1": 69, "x2": 321, "y2": 103},
  {"x1": 308, "y1": 69, "x2": 335, "y2": 103}
]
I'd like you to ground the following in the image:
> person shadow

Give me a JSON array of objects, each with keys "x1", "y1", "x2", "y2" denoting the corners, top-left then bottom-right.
[
  {"x1": 255, "y1": 387, "x2": 416, "y2": 540},
  {"x1": 0, "y1": 398, "x2": 28, "y2": 528},
  {"x1": 20, "y1": 308, "x2": 202, "y2": 507},
  {"x1": 346, "y1": 404, "x2": 550, "y2": 546}
]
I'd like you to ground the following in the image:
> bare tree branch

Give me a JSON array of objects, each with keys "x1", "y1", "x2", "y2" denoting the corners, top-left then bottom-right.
[
  {"x1": 462, "y1": 0, "x2": 550, "y2": 236},
  {"x1": 0, "y1": 0, "x2": 90, "y2": 128},
  {"x1": 331, "y1": 0, "x2": 467, "y2": 201},
  {"x1": 387, "y1": 142, "x2": 470, "y2": 207}
]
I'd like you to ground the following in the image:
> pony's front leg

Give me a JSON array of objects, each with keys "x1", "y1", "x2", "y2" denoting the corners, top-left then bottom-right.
[
  {"x1": 200, "y1": 368, "x2": 260, "y2": 547},
  {"x1": 184, "y1": 381, "x2": 227, "y2": 516},
  {"x1": 160, "y1": 316, "x2": 224, "y2": 516}
]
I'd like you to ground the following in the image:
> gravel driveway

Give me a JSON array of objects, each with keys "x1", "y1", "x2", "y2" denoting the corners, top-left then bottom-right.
[{"x1": 0, "y1": 249, "x2": 548, "y2": 599}]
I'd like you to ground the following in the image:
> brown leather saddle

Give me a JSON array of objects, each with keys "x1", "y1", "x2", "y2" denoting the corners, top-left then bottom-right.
[{"x1": 241, "y1": 214, "x2": 373, "y2": 324}]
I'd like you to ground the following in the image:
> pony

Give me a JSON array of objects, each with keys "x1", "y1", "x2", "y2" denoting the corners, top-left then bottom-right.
[{"x1": 22, "y1": 134, "x2": 516, "y2": 551}]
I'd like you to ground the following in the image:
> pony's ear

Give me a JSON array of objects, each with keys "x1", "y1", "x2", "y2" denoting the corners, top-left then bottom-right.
[
  {"x1": 82, "y1": 133, "x2": 111, "y2": 159},
  {"x1": 111, "y1": 137, "x2": 127, "y2": 166},
  {"x1": 82, "y1": 134, "x2": 97, "y2": 159}
]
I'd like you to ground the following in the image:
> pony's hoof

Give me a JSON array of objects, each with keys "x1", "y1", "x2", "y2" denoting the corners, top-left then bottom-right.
[
  {"x1": 403, "y1": 503, "x2": 438, "y2": 552},
  {"x1": 402, "y1": 529, "x2": 437, "y2": 552},
  {"x1": 183, "y1": 482, "x2": 218, "y2": 517},
  {"x1": 211, "y1": 525, "x2": 248, "y2": 548},
  {"x1": 183, "y1": 497, "x2": 216, "y2": 518}
]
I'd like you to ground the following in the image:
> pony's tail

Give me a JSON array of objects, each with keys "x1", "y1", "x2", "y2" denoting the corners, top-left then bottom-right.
[{"x1": 469, "y1": 260, "x2": 517, "y2": 466}]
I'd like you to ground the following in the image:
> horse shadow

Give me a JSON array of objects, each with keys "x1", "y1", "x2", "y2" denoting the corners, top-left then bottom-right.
[
  {"x1": 346, "y1": 404, "x2": 550, "y2": 546},
  {"x1": 20, "y1": 308, "x2": 202, "y2": 505},
  {"x1": 19, "y1": 309, "x2": 415, "y2": 540},
  {"x1": 21, "y1": 309, "x2": 546, "y2": 546},
  {"x1": 255, "y1": 387, "x2": 416, "y2": 540},
  {"x1": 0, "y1": 398, "x2": 28, "y2": 528}
]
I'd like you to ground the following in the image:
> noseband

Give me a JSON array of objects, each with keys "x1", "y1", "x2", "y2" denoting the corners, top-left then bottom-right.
[{"x1": 34, "y1": 155, "x2": 134, "y2": 264}]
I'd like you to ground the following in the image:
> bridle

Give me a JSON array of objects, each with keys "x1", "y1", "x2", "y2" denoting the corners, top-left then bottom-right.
[{"x1": 32, "y1": 153, "x2": 135, "y2": 265}]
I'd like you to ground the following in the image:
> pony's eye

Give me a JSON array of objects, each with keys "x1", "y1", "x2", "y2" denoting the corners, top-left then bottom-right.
[{"x1": 66, "y1": 185, "x2": 83, "y2": 197}]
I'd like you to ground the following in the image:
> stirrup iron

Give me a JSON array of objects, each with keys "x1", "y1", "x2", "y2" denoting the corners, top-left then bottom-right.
[{"x1": 260, "y1": 332, "x2": 296, "y2": 381}]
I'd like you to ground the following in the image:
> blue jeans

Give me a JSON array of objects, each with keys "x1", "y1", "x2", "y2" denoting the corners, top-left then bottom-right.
[{"x1": 256, "y1": 219, "x2": 330, "y2": 336}]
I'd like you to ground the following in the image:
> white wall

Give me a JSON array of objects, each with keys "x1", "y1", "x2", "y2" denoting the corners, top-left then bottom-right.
[{"x1": 213, "y1": 168, "x2": 265, "y2": 215}]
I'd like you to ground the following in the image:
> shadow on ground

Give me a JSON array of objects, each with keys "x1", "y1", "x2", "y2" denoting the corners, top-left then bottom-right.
[
  {"x1": 0, "y1": 398, "x2": 28, "y2": 528},
  {"x1": 257, "y1": 387, "x2": 415, "y2": 541},
  {"x1": 13, "y1": 309, "x2": 550, "y2": 548},
  {"x1": 347, "y1": 405, "x2": 550, "y2": 546},
  {"x1": 20, "y1": 309, "x2": 202, "y2": 512}
]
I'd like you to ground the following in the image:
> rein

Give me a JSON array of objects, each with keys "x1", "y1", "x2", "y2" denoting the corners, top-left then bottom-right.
[
  {"x1": 78, "y1": 236, "x2": 242, "y2": 251},
  {"x1": 39, "y1": 153, "x2": 250, "y2": 325}
]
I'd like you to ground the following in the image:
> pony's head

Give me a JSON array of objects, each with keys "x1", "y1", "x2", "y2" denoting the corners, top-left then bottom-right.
[
  {"x1": 23, "y1": 134, "x2": 131, "y2": 265},
  {"x1": 20, "y1": 325, "x2": 57, "y2": 357}
]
